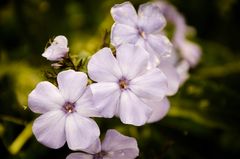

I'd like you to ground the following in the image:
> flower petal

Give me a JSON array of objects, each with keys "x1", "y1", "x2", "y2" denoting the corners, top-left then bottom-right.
[
  {"x1": 145, "y1": 34, "x2": 173, "y2": 58},
  {"x1": 135, "y1": 39, "x2": 160, "y2": 68},
  {"x1": 176, "y1": 60, "x2": 190, "y2": 84},
  {"x1": 119, "y1": 90, "x2": 152, "y2": 126},
  {"x1": 179, "y1": 40, "x2": 202, "y2": 67},
  {"x1": 57, "y1": 70, "x2": 88, "y2": 103},
  {"x1": 42, "y1": 35, "x2": 69, "y2": 61},
  {"x1": 82, "y1": 138, "x2": 101, "y2": 154},
  {"x1": 66, "y1": 153, "x2": 93, "y2": 159},
  {"x1": 102, "y1": 129, "x2": 139, "y2": 159},
  {"x1": 65, "y1": 113, "x2": 100, "y2": 150},
  {"x1": 146, "y1": 97, "x2": 170, "y2": 123},
  {"x1": 42, "y1": 46, "x2": 69, "y2": 61},
  {"x1": 111, "y1": 23, "x2": 139, "y2": 47},
  {"x1": 158, "y1": 61, "x2": 180, "y2": 96},
  {"x1": 130, "y1": 68, "x2": 168, "y2": 100},
  {"x1": 147, "y1": 52, "x2": 160, "y2": 69},
  {"x1": 32, "y1": 110, "x2": 66, "y2": 149},
  {"x1": 116, "y1": 44, "x2": 149, "y2": 80},
  {"x1": 88, "y1": 48, "x2": 122, "y2": 82},
  {"x1": 90, "y1": 82, "x2": 121, "y2": 118},
  {"x1": 111, "y1": 1, "x2": 138, "y2": 27},
  {"x1": 28, "y1": 81, "x2": 64, "y2": 114},
  {"x1": 154, "y1": 1, "x2": 188, "y2": 47},
  {"x1": 138, "y1": 3, "x2": 166, "y2": 33},
  {"x1": 75, "y1": 87, "x2": 100, "y2": 118},
  {"x1": 54, "y1": 35, "x2": 68, "y2": 46}
]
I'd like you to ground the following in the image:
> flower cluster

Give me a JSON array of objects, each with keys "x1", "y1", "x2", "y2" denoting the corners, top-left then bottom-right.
[
  {"x1": 154, "y1": 0, "x2": 202, "y2": 83},
  {"x1": 28, "y1": 1, "x2": 201, "y2": 159}
]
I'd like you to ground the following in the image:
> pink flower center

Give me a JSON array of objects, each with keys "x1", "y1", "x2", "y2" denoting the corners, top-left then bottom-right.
[
  {"x1": 63, "y1": 102, "x2": 75, "y2": 113},
  {"x1": 137, "y1": 27, "x2": 147, "y2": 39},
  {"x1": 119, "y1": 78, "x2": 129, "y2": 90},
  {"x1": 140, "y1": 31, "x2": 146, "y2": 39}
]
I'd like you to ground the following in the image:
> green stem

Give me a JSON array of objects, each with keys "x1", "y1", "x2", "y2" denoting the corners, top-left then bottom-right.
[
  {"x1": 0, "y1": 115, "x2": 27, "y2": 125},
  {"x1": 8, "y1": 121, "x2": 33, "y2": 155},
  {"x1": 196, "y1": 61, "x2": 240, "y2": 79}
]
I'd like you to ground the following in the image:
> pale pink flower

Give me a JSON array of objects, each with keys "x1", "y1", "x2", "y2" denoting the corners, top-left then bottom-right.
[
  {"x1": 88, "y1": 44, "x2": 169, "y2": 126},
  {"x1": 110, "y1": 1, "x2": 181, "y2": 97},
  {"x1": 28, "y1": 70, "x2": 100, "y2": 150},
  {"x1": 111, "y1": 1, "x2": 173, "y2": 66},
  {"x1": 153, "y1": 1, "x2": 201, "y2": 85},
  {"x1": 66, "y1": 129, "x2": 139, "y2": 159},
  {"x1": 42, "y1": 35, "x2": 69, "y2": 61},
  {"x1": 155, "y1": 1, "x2": 202, "y2": 67}
]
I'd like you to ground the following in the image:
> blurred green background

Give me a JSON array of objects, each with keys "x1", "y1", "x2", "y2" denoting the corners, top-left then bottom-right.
[{"x1": 0, "y1": 0, "x2": 240, "y2": 158}]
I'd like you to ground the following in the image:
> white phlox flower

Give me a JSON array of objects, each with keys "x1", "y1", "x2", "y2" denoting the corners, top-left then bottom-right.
[
  {"x1": 110, "y1": 1, "x2": 185, "y2": 124},
  {"x1": 28, "y1": 70, "x2": 100, "y2": 150},
  {"x1": 88, "y1": 44, "x2": 169, "y2": 126},
  {"x1": 154, "y1": 1, "x2": 202, "y2": 83},
  {"x1": 42, "y1": 35, "x2": 69, "y2": 61},
  {"x1": 111, "y1": 1, "x2": 173, "y2": 67},
  {"x1": 66, "y1": 129, "x2": 139, "y2": 159},
  {"x1": 154, "y1": 1, "x2": 202, "y2": 66}
]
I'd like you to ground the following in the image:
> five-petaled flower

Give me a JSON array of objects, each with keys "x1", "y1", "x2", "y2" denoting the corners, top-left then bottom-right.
[
  {"x1": 28, "y1": 70, "x2": 100, "y2": 150},
  {"x1": 42, "y1": 35, "x2": 69, "y2": 61},
  {"x1": 111, "y1": 1, "x2": 173, "y2": 67},
  {"x1": 67, "y1": 129, "x2": 139, "y2": 159},
  {"x1": 88, "y1": 44, "x2": 169, "y2": 126}
]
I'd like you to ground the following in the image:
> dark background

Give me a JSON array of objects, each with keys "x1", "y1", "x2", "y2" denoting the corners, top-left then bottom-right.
[{"x1": 0, "y1": 0, "x2": 240, "y2": 158}]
